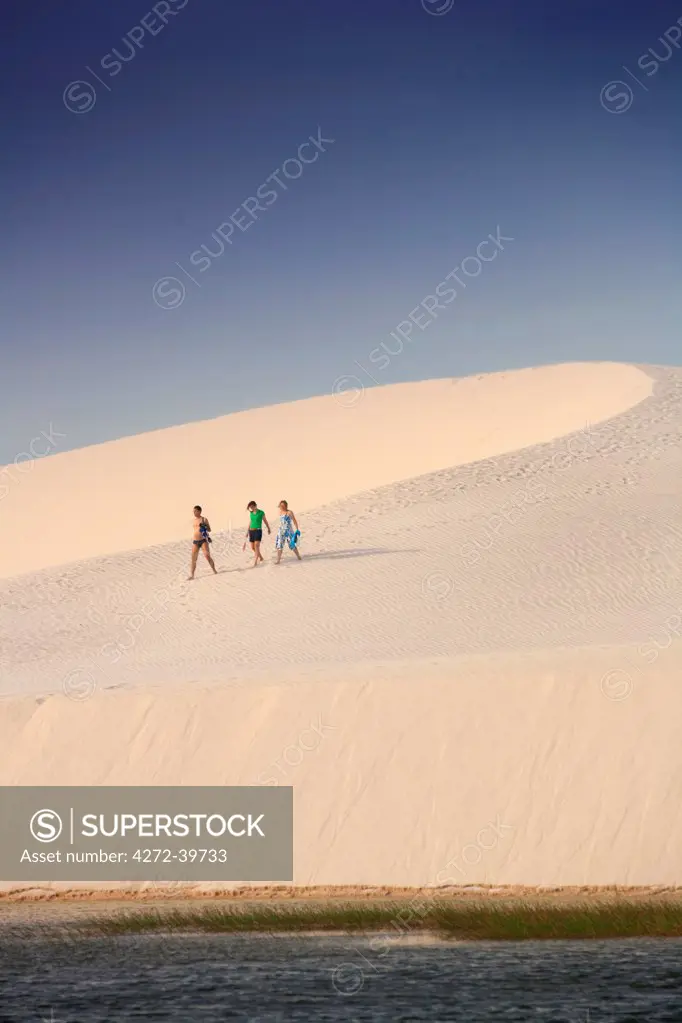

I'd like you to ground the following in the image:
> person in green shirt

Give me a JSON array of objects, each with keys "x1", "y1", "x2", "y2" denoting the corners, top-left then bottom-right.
[{"x1": 243, "y1": 501, "x2": 271, "y2": 567}]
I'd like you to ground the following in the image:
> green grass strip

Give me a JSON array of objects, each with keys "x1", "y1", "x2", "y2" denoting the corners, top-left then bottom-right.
[{"x1": 72, "y1": 899, "x2": 682, "y2": 940}]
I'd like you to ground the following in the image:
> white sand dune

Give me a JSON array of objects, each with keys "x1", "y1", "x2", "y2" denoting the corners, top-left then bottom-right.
[
  {"x1": 3, "y1": 360, "x2": 681, "y2": 887},
  {"x1": 2, "y1": 650, "x2": 680, "y2": 887},
  {"x1": 0, "y1": 362, "x2": 649, "y2": 579}
]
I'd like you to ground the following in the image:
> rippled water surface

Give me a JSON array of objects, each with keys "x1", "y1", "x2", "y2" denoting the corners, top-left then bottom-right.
[{"x1": 1, "y1": 933, "x2": 681, "y2": 1021}]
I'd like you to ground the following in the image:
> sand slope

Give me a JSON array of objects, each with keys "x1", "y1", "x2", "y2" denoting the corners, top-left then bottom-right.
[
  {"x1": 3, "y1": 360, "x2": 681, "y2": 886},
  {"x1": 0, "y1": 362, "x2": 650, "y2": 579},
  {"x1": 1, "y1": 648, "x2": 680, "y2": 887}
]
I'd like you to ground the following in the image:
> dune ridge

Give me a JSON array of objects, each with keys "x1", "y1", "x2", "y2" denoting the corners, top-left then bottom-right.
[{"x1": 0, "y1": 362, "x2": 650, "y2": 579}]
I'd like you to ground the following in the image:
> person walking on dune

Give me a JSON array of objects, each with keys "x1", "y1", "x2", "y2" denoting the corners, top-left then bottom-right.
[
  {"x1": 243, "y1": 500, "x2": 271, "y2": 567},
  {"x1": 189, "y1": 505, "x2": 218, "y2": 579},
  {"x1": 275, "y1": 500, "x2": 301, "y2": 565}
]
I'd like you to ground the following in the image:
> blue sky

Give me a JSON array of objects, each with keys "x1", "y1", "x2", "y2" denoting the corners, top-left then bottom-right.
[{"x1": 1, "y1": 0, "x2": 680, "y2": 460}]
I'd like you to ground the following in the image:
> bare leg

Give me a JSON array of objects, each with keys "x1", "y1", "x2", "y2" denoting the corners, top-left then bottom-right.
[
  {"x1": 189, "y1": 544, "x2": 199, "y2": 579},
  {"x1": 275, "y1": 544, "x2": 283, "y2": 564},
  {"x1": 203, "y1": 544, "x2": 218, "y2": 574},
  {"x1": 293, "y1": 546, "x2": 302, "y2": 560},
  {"x1": 253, "y1": 540, "x2": 263, "y2": 566},
  {"x1": 250, "y1": 541, "x2": 259, "y2": 567}
]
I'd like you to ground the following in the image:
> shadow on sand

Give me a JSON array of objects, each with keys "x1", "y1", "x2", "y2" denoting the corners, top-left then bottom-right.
[
  {"x1": 192, "y1": 548, "x2": 420, "y2": 576},
  {"x1": 280, "y1": 547, "x2": 420, "y2": 562}
]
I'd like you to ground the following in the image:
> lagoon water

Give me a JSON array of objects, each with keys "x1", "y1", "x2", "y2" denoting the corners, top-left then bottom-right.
[{"x1": 1, "y1": 933, "x2": 681, "y2": 1021}]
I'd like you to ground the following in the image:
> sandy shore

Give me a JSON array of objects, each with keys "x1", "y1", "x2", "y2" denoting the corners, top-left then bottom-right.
[{"x1": 3, "y1": 884, "x2": 682, "y2": 905}]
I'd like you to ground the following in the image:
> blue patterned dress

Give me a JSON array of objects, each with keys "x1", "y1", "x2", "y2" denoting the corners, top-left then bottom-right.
[{"x1": 275, "y1": 513, "x2": 294, "y2": 550}]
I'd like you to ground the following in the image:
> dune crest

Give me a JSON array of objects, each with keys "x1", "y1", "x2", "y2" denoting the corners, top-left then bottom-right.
[{"x1": 0, "y1": 362, "x2": 650, "y2": 578}]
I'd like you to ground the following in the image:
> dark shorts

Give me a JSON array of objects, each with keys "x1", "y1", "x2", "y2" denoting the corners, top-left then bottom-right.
[
  {"x1": 249, "y1": 529, "x2": 263, "y2": 543},
  {"x1": 193, "y1": 539, "x2": 206, "y2": 548}
]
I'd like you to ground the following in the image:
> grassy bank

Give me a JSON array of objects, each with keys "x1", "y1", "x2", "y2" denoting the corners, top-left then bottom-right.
[{"x1": 76, "y1": 900, "x2": 682, "y2": 940}]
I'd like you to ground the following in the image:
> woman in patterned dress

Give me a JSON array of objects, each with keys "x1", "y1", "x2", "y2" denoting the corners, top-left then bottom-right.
[{"x1": 275, "y1": 500, "x2": 301, "y2": 564}]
